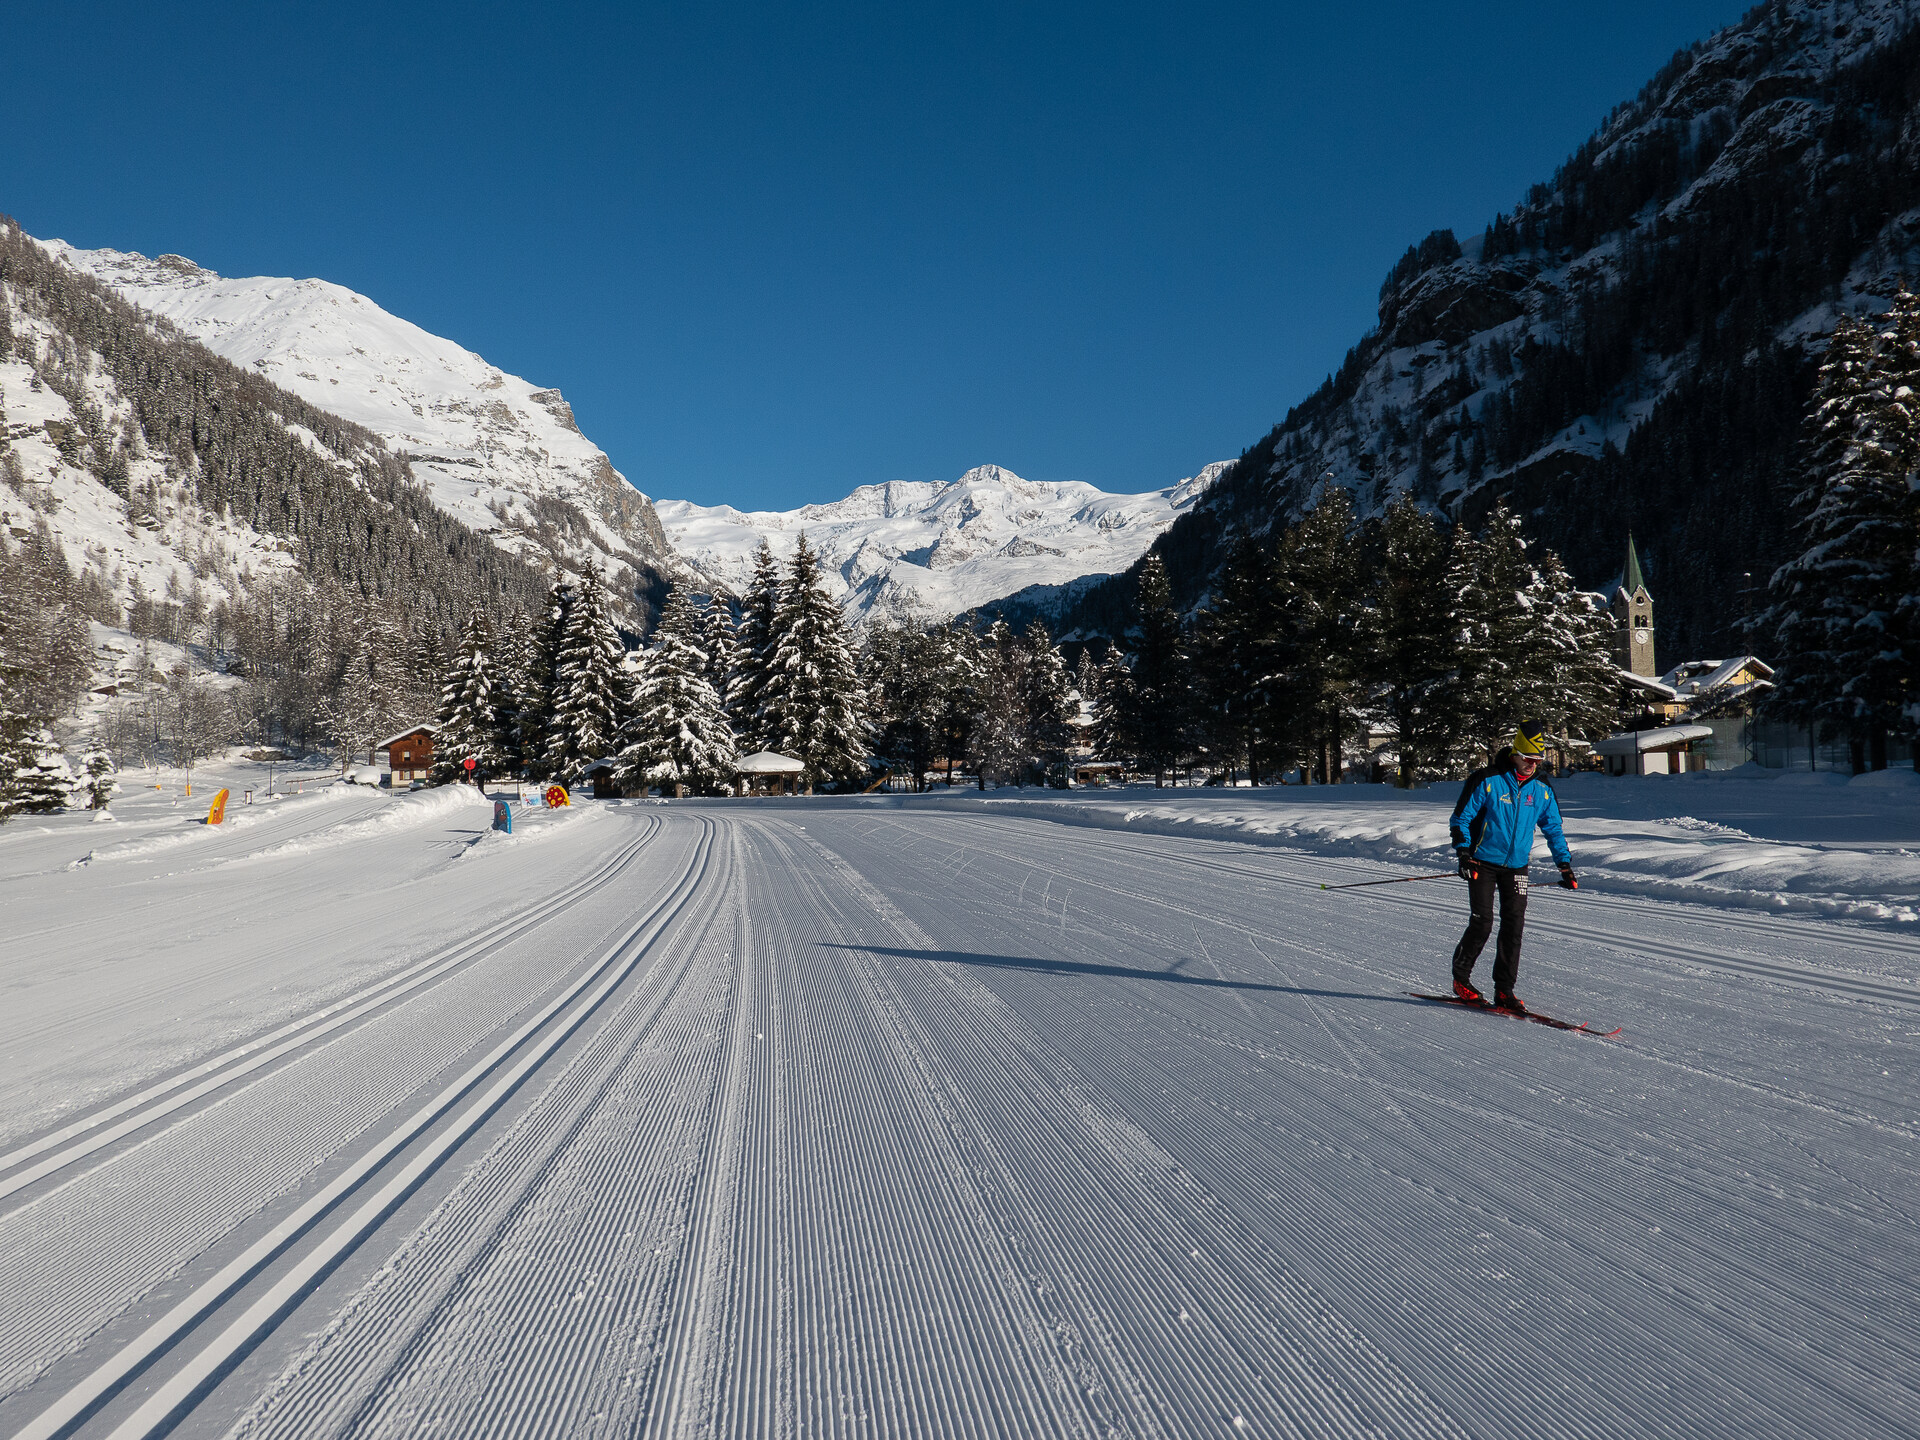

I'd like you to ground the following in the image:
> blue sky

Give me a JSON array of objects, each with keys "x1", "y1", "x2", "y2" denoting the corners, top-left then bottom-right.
[{"x1": 3, "y1": 2, "x2": 1750, "y2": 510}]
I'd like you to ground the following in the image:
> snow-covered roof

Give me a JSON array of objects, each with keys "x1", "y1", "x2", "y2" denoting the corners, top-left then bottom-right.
[
  {"x1": 1617, "y1": 668, "x2": 1679, "y2": 701},
  {"x1": 1594, "y1": 724, "x2": 1714, "y2": 757},
  {"x1": 734, "y1": 750, "x2": 805, "y2": 774},
  {"x1": 1663, "y1": 656, "x2": 1774, "y2": 696},
  {"x1": 377, "y1": 724, "x2": 437, "y2": 749}
]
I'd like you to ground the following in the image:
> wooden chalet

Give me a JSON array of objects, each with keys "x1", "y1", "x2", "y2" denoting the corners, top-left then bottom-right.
[{"x1": 378, "y1": 725, "x2": 437, "y2": 784}]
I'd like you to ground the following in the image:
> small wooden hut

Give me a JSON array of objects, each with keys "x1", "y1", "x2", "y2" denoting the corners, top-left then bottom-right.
[{"x1": 734, "y1": 751, "x2": 807, "y2": 796}]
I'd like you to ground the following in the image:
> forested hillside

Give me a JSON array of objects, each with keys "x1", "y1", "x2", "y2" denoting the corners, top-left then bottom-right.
[
  {"x1": 0, "y1": 214, "x2": 553, "y2": 765},
  {"x1": 1050, "y1": 0, "x2": 1920, "y2": 659}
]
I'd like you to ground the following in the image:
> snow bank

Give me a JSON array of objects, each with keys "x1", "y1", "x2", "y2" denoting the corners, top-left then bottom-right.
[
  {"x1": 893, "y1": 770, "x2": 1920, "y2": 926},
  {"x1": 71, "y1": 786, "x2": 361, "y2": 866},
  {"x1": 232, "y1": 784, "x2": 493, "y2": 863}
]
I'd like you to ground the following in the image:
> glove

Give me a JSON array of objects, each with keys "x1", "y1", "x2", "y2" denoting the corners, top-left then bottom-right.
[
  {"x1": 1557, "y1": 862, "x2": 1578, "y2": 890},
  {"x1": 1456, "y1": 850, "x2": 1476, "y2": 880}
]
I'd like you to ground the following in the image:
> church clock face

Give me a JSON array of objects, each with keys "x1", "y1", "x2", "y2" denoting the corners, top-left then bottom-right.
[{"x1": 1634, "y1": 628, "x2": 1649, "y2": 644}]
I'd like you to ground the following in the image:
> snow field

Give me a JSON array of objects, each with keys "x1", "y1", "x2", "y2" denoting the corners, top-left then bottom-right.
[{"x1": 0, "y1": 799, "x2": 1915, "y2": 1438}]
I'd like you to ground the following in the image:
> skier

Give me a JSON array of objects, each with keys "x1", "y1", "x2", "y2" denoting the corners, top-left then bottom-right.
[{"x1": 1448, "y1": 722, "x2": 1577, "y2": 1011}]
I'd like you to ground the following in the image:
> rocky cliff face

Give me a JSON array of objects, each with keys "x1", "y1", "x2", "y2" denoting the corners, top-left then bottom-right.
[
  {"x1": 49, "y1": 244, "x2": 682, "y2": 622},
  {"x1": 1060, "y1": 0, "x2": 1920, "y2": 657}
]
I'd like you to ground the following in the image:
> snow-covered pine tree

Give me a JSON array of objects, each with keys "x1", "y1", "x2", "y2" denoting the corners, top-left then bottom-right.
[
  {"x1": 968, "y1": 620, "x2": 1027, "y2": 786},
  {"x1": 514, "y1": 581, "x2": 574, "y2": 779},
  {"x1": 617, "y1": 587, "x2": 736, "y2": 795},
  {"x1": 544, "y1": 564, "x2": 629, "y2": 783},
  {"x1": 81, "y1": 748, "x2": 118, "y2": 810},
  {"x1": 1359, "y1": 495, "x2": 1461, "y2": 786},
  {"x1": 1883, "y1": 291, "x2": 1920, "y2": 734},
  {"x1": 760, "y1": 534, "x2": 868, "y2": 789},
  {"x1": 1091, "y1": 646, "x2": 1138, "y2": 771},
  {"x1": 1444, "y1": 504, "x2": 1538, "y2": 760},
  {"x1": 863, "y1": 614, "x2": 955, "y2": 790},
  {"x1": 699, "y1": 594, "x2": 744, "y2": 721},
  {"x1": 933, "y1": 621, "x2": 984, "y2": 788},
  {"x1": 12, "y1": 726, "x2": 76, "y2": 812},
  {"x1": 1766, "y1": 306, "x2": 1918, "y2": 763},
  {"x1": 1523, "y1": 549, "x2": 1622, "y2": 749},
  {"x1": 490, "y1": 609, "x2": 536, "y2": 774},
  {"x1": 432, "y1": 606, "x2": 505, "y2": 784},
  {"x1": 731, "y1": 542, "x2": 782, "y2": 751},
  {"x1": 1018, "y1": 619, "x2": 1074, "y2": 776}
]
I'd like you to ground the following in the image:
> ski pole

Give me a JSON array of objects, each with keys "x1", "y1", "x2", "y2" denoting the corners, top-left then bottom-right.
[{"x1": 1320, "y1": 871, "x2": 1457, "y2": 891}]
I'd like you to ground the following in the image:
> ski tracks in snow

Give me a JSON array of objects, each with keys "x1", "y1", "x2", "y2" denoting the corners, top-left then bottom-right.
[{"x1": 4, "y1": 806, "x2": 1917, "y2": 1438}]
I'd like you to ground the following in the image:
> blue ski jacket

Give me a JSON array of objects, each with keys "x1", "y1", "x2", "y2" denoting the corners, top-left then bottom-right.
[{"x1": 1450, "y1": 765, "x2": 1571, "y2": 871}]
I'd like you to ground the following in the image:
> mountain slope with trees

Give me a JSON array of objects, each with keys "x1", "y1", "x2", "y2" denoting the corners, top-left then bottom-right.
[{"x1": 1054, "y1": 0, "x2": 1920, "y2": 661}]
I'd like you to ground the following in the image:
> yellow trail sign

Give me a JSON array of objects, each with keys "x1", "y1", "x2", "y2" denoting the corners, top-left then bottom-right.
[{"x1": 206, "y1": 788, "x2": 230, "y2": 825}]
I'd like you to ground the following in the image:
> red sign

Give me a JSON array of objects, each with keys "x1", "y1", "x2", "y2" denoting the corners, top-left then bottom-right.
[{"x1": 463, "y1": 756, "x2": 477, "y2": 772}]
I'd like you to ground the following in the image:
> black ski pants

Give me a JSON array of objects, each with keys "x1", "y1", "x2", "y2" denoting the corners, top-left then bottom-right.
[{"x1": 1452, "y1": 863, "x2": 1528, "y2": 993}]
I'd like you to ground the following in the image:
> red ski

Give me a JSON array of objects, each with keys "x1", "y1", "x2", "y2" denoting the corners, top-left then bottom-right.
[{"x1": 1408, "y1": 992, "x2": 1622, "y2": 1038}]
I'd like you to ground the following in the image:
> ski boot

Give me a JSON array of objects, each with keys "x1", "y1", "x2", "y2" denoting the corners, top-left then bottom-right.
[
  {"x1": 1452, "y1": 979, "x2": 1486, "y2": 1005},
  {"x1": 1493, "y1": 989, "x2": 1526, "y2": 1012}
]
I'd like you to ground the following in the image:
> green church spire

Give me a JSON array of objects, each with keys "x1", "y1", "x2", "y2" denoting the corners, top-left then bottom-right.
[{"x1": 1623, "y1": 533, "x2": 1647, "y2": 595}]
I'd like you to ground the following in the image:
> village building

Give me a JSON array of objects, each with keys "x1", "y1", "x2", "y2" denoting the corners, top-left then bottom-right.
[
  {"x1": 1599, "y1": 541, "x2": 1781, "y2": 770},
  {"x1": 377, "y1": 725, "x2": 436, "y2": 785}
]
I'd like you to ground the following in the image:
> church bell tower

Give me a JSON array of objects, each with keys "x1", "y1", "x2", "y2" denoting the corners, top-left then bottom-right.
[{"x1": 1611, "y1": 535, "x2": 1656, "y2": 677}]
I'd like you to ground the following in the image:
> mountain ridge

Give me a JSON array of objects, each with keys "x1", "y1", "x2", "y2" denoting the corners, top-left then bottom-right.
[
  {"x1": 658, "y1": 460, "x2": 1226, "y2": 625},
  {"x1": 48, "y1": 242, "x2": 682, "y2": 622}
]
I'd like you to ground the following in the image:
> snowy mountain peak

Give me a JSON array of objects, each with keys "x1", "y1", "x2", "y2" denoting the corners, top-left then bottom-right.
[
  {"x1": 657, "y1": 461, "x2": 1225, "y2": 624},
  {"x1": 48, "y1": 241, "x2": 679, "y2": 612}
]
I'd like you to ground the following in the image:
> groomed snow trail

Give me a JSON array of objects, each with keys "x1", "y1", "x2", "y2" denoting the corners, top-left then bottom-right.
[{"x1": 3, "y1": 803, "x2": 1916, "y2": 1438}]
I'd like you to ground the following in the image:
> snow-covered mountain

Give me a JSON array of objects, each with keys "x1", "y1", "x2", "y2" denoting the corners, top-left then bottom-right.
[
  {"x1": 657, "y1": 461, "x2": 1227, "y2": 624},
  {"x1": 49, "y1": 243, "x2": 678, "y2": 607}
]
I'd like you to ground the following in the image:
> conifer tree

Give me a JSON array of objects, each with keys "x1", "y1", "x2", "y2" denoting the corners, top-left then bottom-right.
[
  {"x1": 1360, "y1": 496, "x2": 1464, "y2": 785},
  {"x1": 1194, "y1": 537, "x2": 1283, "y2": 783},
  {"x1": 761, "y1": 535, "x2": 868, "y2": 789},
  {"x1": 1445, "y1": 504, "x2": 1539, "y2": 758},
  {"x1": 933, "y1": 622, "x2": 984, "y2": 788},
  {"x1": 865, "y1": 614, "x2": 954, "y2": 790},
  {"x1": 544, "y1": 564, "x2": 629, "y2": 783},
  {"x1": 700, "y1": 595, "x2": 744, "y2": 721},
  {"x1": 433, "y1": 606, "x2": 505, "y2": 783},
  {"x1": 12, "y1": 727, "x2": 76, "y2": 811},
  {"x1": 81, "y1": 748, "x2": 119, "y2": 810},
  {"x1": 969, "y1": 620, "x2": 1028, "y2": 785},
  {"x1": 519, "y1": 581, "x2": 574, "y2": 778},
  {"x1": 491, "y1": 610, "x2": 537, "y2": 774},
  {"x1": 1018, "y1": 619, "x2": 1075, "y2": 777},
  {"x1": 1271, "y1": 488, "x2": 1364, "y2": 783},
  {"x1": 1523, "y1": 549, "x2": 1622, "y2": 747},
  {"x1": 732, "y1": 542, "x2": 783, "y2": 751},
  {"x1": 1768, "y1": 303, "x2": 1919, "y2": 761},
  {"x1": 1106, "y1": 553, "x2": 1191, "y2": 785},
  {"x1": 617, "y1": 587, "x2": 737, "y2": 795}
]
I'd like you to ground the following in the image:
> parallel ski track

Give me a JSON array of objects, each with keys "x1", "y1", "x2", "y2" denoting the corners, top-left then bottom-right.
[
  {"x1": 12, "y1": 814, "x2": 719, "y2": 1440},
  {"x1": 931, "y1": 813, "x2": 1920, "y2": 1010},
  {"x1": 823, "y1": 813, "x2": 1920, "y2": 1438},
  {"x1": 225, "y1": 817, "x2": 747, "y2": 1440},
  {"x1": 0, "y1": 814, "x2": 663, "y2": 1210},
  {"x1": 847, "y1": 812, "x2": 1920, "y2": 1168}
]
